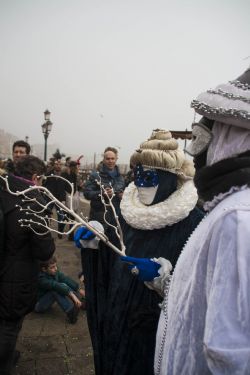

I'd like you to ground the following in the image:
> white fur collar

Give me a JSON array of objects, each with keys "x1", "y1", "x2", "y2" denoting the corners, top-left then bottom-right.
[
  {"x1": 203, "y1": 185, "x2": 248, "y2": 212},
  {"x1": 120, "y1": 180, "x2": 198, "y2": 230}
]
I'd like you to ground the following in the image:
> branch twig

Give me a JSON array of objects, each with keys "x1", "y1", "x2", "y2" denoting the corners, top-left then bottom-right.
[
  {"x1": 96, "y1": 175, "x2": 126, "y2": 254},
  {"x1": 0, "y1": 174, "x2": 126, "y2": 256}
]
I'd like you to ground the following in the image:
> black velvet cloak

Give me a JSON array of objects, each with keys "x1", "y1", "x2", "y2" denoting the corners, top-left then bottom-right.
[{"x1": 81, "y1": 207, "x2": 203, "y2": 375}]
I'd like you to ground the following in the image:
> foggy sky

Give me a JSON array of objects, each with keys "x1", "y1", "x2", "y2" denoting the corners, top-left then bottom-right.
[{"x1": 0, "y1": 0, "x2": 249, "y2": 164}]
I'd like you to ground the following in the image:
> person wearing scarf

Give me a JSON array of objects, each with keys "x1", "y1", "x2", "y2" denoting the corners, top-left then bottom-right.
[{"x1": 152, "y1": 66, "x2": 250, "y2": 374}]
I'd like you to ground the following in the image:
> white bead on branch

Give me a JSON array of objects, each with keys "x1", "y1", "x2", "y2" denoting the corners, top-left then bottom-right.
[{"x1": 0, "y1": 174, "x2": 126, "y2": 256}]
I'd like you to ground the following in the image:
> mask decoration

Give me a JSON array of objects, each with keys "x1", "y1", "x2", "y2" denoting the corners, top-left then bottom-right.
[
  {"x1": 134, "y1": 164, "x2": 159, "y2": 187},
  {"x1": 134, "y1": 164, "x2": 178, "y2": 206},
  {"x1": 134, "y1": 165, "x2": 159, "y2": 205},
  {"x1": 185, "y1": 123, "x2": 213, "y2": 157}
]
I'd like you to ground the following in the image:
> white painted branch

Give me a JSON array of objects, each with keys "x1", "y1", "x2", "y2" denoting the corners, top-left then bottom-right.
[
  {"x1": 95, "y1": 176, "x2": 126, "y2": 254},
  {"x1": 0, "y1": 175, "x2": 126, "y2": 256}
]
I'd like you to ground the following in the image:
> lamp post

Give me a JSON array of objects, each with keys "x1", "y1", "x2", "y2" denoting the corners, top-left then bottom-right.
[{"x1": 41, "y1": 110, "x2": 53, "y2": 162}]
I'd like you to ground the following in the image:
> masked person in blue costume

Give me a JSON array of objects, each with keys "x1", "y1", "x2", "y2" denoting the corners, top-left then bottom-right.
[{"x1": 75, "y1": 129, "x2": 204, "y2": 375}]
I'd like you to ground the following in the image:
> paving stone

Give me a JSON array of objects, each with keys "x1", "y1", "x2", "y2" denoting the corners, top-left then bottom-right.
[
  {"x1": 67, "y1": 357, "x2": 95, "y2": 375},
  {"x1": 36, "y1": 357, "x2": 68, "y2": 375},
  {"x1": 17, "y1": 335, "x2": 67, "y2": 360},
  {"x1": 20, "y1": 317, "x2": 44, "y2": 337},
  {"x1": 13, "y1": 360, "x2": 36, "y2": 375},
  {"x1": 64, "y1": 334, "x2": 93, "y2": 357}
]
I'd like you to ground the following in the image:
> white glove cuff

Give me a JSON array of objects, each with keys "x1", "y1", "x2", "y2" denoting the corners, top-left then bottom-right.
[
  {"x1": 145, "y1": 257, "x2": 172, "y2": 296},
  {"x1": 79, "y1": 220, "x2": 104, "y2": 249}
]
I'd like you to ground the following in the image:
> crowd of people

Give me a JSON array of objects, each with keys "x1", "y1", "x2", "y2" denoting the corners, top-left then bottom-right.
[{"x1": 0, "y1": 65, "x2": 250, "y2": 374}]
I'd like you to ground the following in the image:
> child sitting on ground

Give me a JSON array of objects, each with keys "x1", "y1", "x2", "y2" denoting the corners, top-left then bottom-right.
[{"x1": 35, "y1": 255, "x2": 85, "y2": 324}]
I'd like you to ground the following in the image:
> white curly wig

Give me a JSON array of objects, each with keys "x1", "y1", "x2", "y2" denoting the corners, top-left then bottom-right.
[{"x1": 130, "y1": 129, "x2": 195, "y2": 179}]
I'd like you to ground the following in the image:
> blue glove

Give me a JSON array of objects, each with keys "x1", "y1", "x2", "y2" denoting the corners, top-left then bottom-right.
[
  {"x1": 120, "y1": 255, "x2": 160, "y2": 281},
  {"x1": 74, "y1": 226, "x2": 96, "y2": 248}
]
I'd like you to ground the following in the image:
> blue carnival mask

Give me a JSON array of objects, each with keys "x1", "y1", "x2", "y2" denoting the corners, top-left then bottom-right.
[{"x1": 134, "y1": 164, "x2": 159, "y2": 188}]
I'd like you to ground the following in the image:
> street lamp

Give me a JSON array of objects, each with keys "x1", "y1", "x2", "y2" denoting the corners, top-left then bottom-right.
[{"x1": 41, "y1": 109, "x2": 53, "y2": 162}]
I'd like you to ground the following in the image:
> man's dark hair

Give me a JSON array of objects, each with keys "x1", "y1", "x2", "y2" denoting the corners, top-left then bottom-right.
[
  {"x1": 69, "y1": 161, "x2": 78, "y2": 168},
  {"x1": 39, "y1": 255, "x2": 57, "y2": 270},
  {"x1": 14, "y1": 155, "x2": 46, "y2": 181},
  {"x1": 12, "y1": 140, "x2": 31, "y2": 154}
]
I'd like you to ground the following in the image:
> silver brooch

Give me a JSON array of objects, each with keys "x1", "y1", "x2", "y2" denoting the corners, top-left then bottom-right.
[{"x1": 131, "y1": 266, "x2": 139, "y2": 276}]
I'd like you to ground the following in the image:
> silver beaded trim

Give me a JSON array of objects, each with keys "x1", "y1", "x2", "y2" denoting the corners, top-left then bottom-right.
[
  {"x1": 191, "y1": 100, "x2": 250, "y2": 121},
  {"x1": 155, "y1": 277, "x2": 171, "y2": 375},
  {"x1": 207, "y1": 89, "x2": 250, "y2": 104},
  {"x1": 154, "y1": 216, "x2": 208, "y2": 374},
  {"x1": 229, "y1": 80, "x2": 250, "y2": 91}
]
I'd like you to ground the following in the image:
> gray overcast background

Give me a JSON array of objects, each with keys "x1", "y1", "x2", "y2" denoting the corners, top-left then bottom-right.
[{"x1": 0, "y1": 0, "x2": 249, "y2": 164}]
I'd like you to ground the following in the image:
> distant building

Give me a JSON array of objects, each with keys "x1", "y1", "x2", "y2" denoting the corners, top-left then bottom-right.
[
  {"x1": 0, "y1": 129, "x2": 18, "y2": 159},
  {"x1": 0, "y1": 128, "x2": 61, "y2": 161}
]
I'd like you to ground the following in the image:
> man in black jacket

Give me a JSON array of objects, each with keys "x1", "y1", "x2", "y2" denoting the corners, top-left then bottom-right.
[{"x1": 0, "y1": 155, "x2": 55, "y2": 374}]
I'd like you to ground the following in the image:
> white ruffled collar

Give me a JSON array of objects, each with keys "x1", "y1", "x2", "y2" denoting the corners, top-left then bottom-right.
[{"x1": 120, "y1": 180, "x2": 198, "y2": 230}]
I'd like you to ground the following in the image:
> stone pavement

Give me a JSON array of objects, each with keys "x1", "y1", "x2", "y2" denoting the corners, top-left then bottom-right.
[{"x1": 13, "y1": 200, "x2": 95, "y2": 375}]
